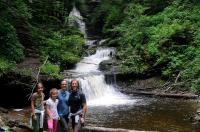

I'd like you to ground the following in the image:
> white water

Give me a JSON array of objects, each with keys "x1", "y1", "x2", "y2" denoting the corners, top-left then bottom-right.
[
  {"x1": 68, "y1": 6, "x2": 86, "y2": 38},
  {"x1": 69, "y1": 48, "x2": 136, "y2": 106},
  {"x1": 68, "y1": 6, "x2": 137, "y2": 106}
]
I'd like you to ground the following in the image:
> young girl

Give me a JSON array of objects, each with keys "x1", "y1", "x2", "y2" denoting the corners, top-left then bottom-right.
[
  {"x1": 46, "y1": 88, "x2": 59, "y2": 132},
  {"x1": 31, "y1": 83, "x2": 45, "y2": 132}
]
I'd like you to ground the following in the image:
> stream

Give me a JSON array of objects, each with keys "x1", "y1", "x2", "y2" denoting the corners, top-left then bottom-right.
[
  {"x1": 86, "y1": 97, "x2": 200, "y2": 131},
  {"x1": 65, "y1": 6, "x2": 200, "y2": 131},
  {"x1": 66, "y1": 47, "x2": 200, "y2": 131}
]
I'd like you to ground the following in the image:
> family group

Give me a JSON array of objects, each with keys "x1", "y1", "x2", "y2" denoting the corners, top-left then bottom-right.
[{"x1": 31, "y1": 79, "x2": 87, "y2": 132}]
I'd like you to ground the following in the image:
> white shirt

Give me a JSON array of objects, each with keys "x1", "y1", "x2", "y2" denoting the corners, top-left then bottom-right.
[{"x1": 46, "y1": 98, "x2": 59, "y2": 120}]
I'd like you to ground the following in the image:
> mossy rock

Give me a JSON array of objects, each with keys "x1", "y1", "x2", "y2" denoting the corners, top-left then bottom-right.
[{"x1": 99, "y1": 59, "x2": 119, "y2": 72}]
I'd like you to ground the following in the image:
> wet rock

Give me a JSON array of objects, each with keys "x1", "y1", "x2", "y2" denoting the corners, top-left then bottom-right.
[
  {"x1": 191, "y1": 107, "x2": 200, "y2": 123},
  {"x1": 117, "y1": 77, "x2": 164, "y2": 92},
  {"x1": 0, "y1": 115, "x2": 5, "y2": 127},
  {"x1": 0, "y1": 107, "x2": 8, "y2": 113},
  {"x1": 7, "y1": 120, "x2": 20, "y2": 128},
  {"x1": 86, "y1": 47, "x2": 97, "y2": 55},
  {"x1": 0, "y1": 108, "x2": 32, "y2": 132},
  {"x1": 99, "y1": 59, "x2": 118, "y2": 73}
]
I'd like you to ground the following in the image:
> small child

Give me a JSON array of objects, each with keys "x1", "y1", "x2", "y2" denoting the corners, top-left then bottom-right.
[{"x1": 46, "y1": 88, "x2": 59, "y2": 132}]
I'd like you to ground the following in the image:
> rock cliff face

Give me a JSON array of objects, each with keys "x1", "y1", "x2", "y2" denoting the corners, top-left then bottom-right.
[
  {"x1": 0, "y1": 72, "x2": 33, "y2": 108},
  {"x1": 0, "y1": 71, "x2": 62, "y2": 108}
]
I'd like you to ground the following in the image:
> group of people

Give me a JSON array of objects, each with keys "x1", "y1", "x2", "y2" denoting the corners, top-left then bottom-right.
[{"x1": 31, "y1": 79, "x2": 87, "y2": 132}]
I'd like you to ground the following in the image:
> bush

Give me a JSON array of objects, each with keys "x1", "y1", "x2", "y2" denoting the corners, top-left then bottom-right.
[
  {"x1": 44, "y1": 31, "x2": 85, "y2": 68},
  {"x1": 41, "y1": 62, "x2": 63, "y2": 79},
  {"x1": 0, "y1": 58, "x2": 15, "y2": 76}
]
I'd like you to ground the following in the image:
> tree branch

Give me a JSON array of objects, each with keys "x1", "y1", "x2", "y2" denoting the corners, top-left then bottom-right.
[
  {"x1": 28, "y1": 56, "x2": 49, "y2": 100},
  {"x1": 175, "y1": 72, "x2": 181, "y2": 83}
]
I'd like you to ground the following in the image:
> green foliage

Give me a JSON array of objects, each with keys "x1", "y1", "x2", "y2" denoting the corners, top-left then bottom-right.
[
  {"x1": 80, "y1": 0, "x2": 128, "y2": 37},
  {"x1": 181, "y1": 51, "x2": 200, "y2": 92},
  {"x1": 41, "y1": 62, "x2": 63, "y2": 79},
  {"x1": 29, "y1": 0, "x2": 65, "y2": 26},
  {"x1": 12, "y1": 0, "x2": 32, "y2": 19},
  {"x1": 60, "y1": 52, "x2": 80, "y2": 66},
  {"x1": 0, "y1": 0, "x2": 83, "y2": 78},
  {"x1": 0, "y1": 58, "x2": 15, "y2": 76},
  {"x1": 43, "y1": 31, "x2": 85, "y2": 68},
  {"x1": 95, "y1": 0, "x2": 200, "y2": 93},
  {"x1": 0, "y1": 0, "x2": 30, "y2": 64},
  {"x1": 27, "y1": 0, "x2": 85, "y2": 71},
  {"x1": 0, "y1": 0, "x2": 31, "y2": 21},
  {"x1": 0, "y1": 20, "x2": 24, "y2": 62}
]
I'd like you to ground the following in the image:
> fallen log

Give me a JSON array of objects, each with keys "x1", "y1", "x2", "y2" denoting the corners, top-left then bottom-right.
[
  {"x1": 81, "y1": 126, "x2": 153, "y2": 132},
  {"x1": 131, "y1": 91, "x2": 198, "y2": 99}
]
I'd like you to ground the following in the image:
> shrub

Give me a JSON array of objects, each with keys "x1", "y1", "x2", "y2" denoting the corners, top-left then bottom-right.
[
  {"x1": 0, "y1": 58, "x2": 15, "y2": 76},
  {"x1": 41, "y1": 62, "x2": 63, "y2": 79}
]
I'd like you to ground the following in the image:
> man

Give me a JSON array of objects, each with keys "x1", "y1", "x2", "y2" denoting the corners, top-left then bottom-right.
[
  {"x1": 68, "y1": 79, "x2": 87, "y2": 132},
  {"x1": 57, "y1": 80, "x2": 70, "y2": 131}
]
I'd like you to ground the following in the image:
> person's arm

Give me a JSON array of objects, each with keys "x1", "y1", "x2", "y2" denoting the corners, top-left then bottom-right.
[
  {"x1": 81, "y1": 103, "x2": 87, "y2": 118},
  {"x1": 43, "y1": 93, "x2": 46, "y2": 106},
  {"x1": 80, "y1": 103, "x2": 87, "y2": 125},
  {"x1": 31, "y1": 94, "x2": 36, "y2": 119},
  {"x1": 81, "y1": 93, "x2": 87, "y2": 118},
  {"x1": 31, "y1": 100, "x2": 35, "y2": 115},
  {"x1": 46, "y1": 101, "x2": 53, "y2": 119}
]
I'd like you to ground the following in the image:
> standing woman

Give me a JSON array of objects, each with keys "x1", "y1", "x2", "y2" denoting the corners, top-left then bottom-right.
[
  {"x1": 68, "y1": 80, "x2": 87, "y2": 132},
  {"x1": 57, "y1": 80, "x2": 70, "y2": 131},
  {"x1": 31, "y1": 83, "x2": 45, "y2": 132}
]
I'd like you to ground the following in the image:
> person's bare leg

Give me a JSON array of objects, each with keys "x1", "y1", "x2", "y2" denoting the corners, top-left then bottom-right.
[{"x1": 73, "y1": 122, "x2": 81, "y2": 132}]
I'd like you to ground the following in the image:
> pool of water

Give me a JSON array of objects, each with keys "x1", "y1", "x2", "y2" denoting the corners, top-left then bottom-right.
[{"x1": 85, "y1": 96, "x2": 200, "y2": 131}]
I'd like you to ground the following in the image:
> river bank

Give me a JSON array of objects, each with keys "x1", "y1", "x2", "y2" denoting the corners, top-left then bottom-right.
[
  {"x1": 117, "y1": 76, "x2": 198, "y2": 99},
  {"x1": 0, "y1": 107, "x2": 154, "y2": 132},
  {"x1": 1, "y1": 97, "x2": 200, "y2": 132},
  {"x1": 0, "y1": 107, "x2": 31, "y2": 132}
]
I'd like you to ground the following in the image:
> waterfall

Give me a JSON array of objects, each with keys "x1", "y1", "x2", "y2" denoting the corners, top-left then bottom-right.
[
  {"x1": 68, "y1": 48, "x2": 133, "y2": 106},
  {"x1": 67, "y1": 7, "x2": 135, "y2": 106},
  {"x1": 68, "y1": 6, "x2": 86, "y2": 38},
  {"x1": 75, "y1": 48, "x2": 115, "y2": 73}
]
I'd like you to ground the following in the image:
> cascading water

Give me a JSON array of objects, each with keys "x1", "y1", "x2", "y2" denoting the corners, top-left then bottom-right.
[
  {"x1": 68, "y1": 6, "x2": 101, "y2": 46},
  {"x1": 68, "y1": 6, "x2": 136, "y2": 106},
  {"x1": 68, "y1": 48, "x2": 135, "y2": 106},
  {"x1": 68, "y1": 6, "x2": 86, "y2": 38}
]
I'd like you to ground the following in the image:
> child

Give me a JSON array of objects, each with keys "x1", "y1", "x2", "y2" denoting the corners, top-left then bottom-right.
[
  {"x1": 46, "y1": 88, "x2": 59, "y2": 132},
  {"x1": 31, "y1": 83, "x2": 45, "y2": 132}
]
